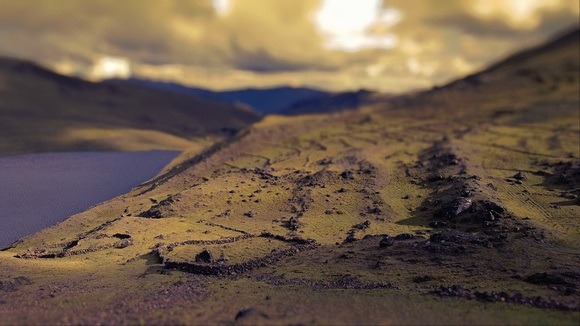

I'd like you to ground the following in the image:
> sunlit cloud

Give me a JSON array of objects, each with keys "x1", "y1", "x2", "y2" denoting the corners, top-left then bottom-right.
[
  {"x1": 212, "y1": 0, "x2": 233, "y2": 17},
  {"x1": 470, "y1": 0, "x2": 574, "y2": 29},
  {"x1": 312, "y1": 0, "x2": 401, "y2": 51},
  {"x1": 88, "y1": 56, "x2": 131, "y2": 80}
]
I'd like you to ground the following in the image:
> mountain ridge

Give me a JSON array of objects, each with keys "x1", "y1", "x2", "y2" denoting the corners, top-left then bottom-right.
[
  {"x1": 0, "y1": 56, "x2": 260, "y2": 155},
  {"x1": 108, "y1": 78, "x2": 332, "y2": 114}
]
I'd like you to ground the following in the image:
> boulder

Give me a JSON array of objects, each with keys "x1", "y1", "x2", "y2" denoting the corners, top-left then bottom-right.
[{"x1": 195, "y1": 249, "x2": 214, "y2": 263}]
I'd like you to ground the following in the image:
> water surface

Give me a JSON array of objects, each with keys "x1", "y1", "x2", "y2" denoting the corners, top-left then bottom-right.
[{"x1": 0, "y1": 150, "x2": 179, "y2": 248}]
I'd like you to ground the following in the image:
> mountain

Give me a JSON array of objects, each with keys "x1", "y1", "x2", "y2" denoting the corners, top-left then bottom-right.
[
  {"x1": 383, "y1": 27, "x2": 580, "y2": 117},
  {"x1": 0, "y1": 28, "x2": 578, "y2": 324},
  {"x1": 283, "y1": 89, "x2": 377, "y2": 115},
  {"x1": 112, "y1": 79, "x2": 332, "y2": 114},
  {"x1": 0, "y1": 58, "x2": 260, "y2": 155}
]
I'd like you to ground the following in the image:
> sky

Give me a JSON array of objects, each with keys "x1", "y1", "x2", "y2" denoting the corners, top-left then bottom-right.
[{"x1": 0, "y1": 0, "x2": 578, "y2": 92}]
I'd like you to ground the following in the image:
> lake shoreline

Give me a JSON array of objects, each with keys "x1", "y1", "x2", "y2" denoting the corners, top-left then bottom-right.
[{"x1": 0, "y1": 150, "x2": 180, "y2": 248}]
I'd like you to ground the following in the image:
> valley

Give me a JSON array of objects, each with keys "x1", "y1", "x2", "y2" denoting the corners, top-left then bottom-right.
[{"x1": 0, "y1": 28, "x2": 578, "y2": 325}]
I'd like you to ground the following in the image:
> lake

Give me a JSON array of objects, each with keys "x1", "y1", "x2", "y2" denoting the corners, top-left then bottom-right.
[{"x1": 0, "y1": 150, "x2": 180, "y2": 248}]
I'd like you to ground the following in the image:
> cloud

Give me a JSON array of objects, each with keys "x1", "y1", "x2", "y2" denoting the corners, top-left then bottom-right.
[
  {"x1": 429, "y1": 0, "x2": 580, "y2": 39},
  {"x1": 312, "y1": 0, "x2": 401, "y2": 51},
  {"x1": 0, "y1": 0, "x2": 577, "y2": 92},
  {"x1": 89, "y1": 56, "x2": 131, "y2": 80},
  {"x1": 212, "y1": 0, "x2": 233, "y2": 17}
]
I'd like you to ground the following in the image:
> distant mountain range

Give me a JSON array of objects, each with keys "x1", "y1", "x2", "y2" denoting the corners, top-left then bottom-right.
[{"x1": 109, "y1": 78, "x2": 377, "y2": 115}]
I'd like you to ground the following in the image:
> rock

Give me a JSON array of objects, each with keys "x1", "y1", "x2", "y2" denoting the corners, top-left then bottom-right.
[
  {"x1": 13, "y1": 276, "x2": 32, "y2": 285},
  {"x1": 439, "y1": 153, "x2": 459, "y2": 165},
  {"x1": 484, "y1": 212, "x2": 496, "y2": 221},
  {"x1": 413, "y1": 275, "x2": 434, "y2": 283},
  {"x1": 336, "y1": 274, "x2": 362, "y2": 287},
  {"x1": 112, "y1": 233, "x2": 131, "y2": 239},
  {"x1": 429, "y1": 230, "x2": 489, "y2": 247},
  {"x1": 254, "y1": 167, "x2": 275, "y2": 180},
  {"x1": 287, "y1": 217, "x2": 300, "y2": 230},
  {"x1": 483, "y1": 201, "x2": 505, "y2": 213},
  {"x1": 0, "y1": 281, "x2": 16, "y2": 292},
  {"x1": 429, "y1": 221, "x2": 447, "y2": 228},
  {"x1": 195, "y1": 249, "x2": 214, "y2": 263},
  {"x1": 317, "y1": 158, "x2": 333, "y2": 165},
  {"x1": 394, "y1": 233, "x2": 414, "y2": 240},
  {"x1": 0, "y1": 276, "x2": 32, "y2": 292},
  {"x1": 353, "y1": 220, "x2": 371, "y2": 230},
  {"x1": 217, "y1": 209, "x2": 231, "y2": 217},
  {"x1": 450, "y1": 198, "x2": 472, "y2": 216},
  {"x1": 114, "y1": 239, "x2": 133, "y2": 249},
  {"x1": 340, "y1": 170, "x2": 354, "y2": 180},
  {"x1": 343, "y1": 233, "x2": 357, "y2": 244},
  {"x1": 513, "y1": 172, "x2": 526, "y2": 180},
  {"x1": 472, "y1": 200, "x2": 508, "y2": 221},
  {"x1": 431, "y1": 285, "x2": 471, "y2": 298},
  {"x1": 367, "y1": 206, "x2": 382, "y2": 214},
  {"x1": 437, "y1": 198, "x2": 472, "y2": 219},
  {"x1": 427, "y1": 174, "x2": 445, "y2": 182},
  {"x1": 430, "y1": 233, "x2": 450, "y2": 242},
  {"x1": 138, "y1": 207, "x2": 164, "y2": 218},
  {"x1": 379, "y1": 236, "x2": 395, "y2": 248},
  {"x1": 217, "y1": 253, "x2": 229, "y2": 263},
  {"x1": 525, "y1": 272, "x2": 573, "y2": 286},
  {"x1": 138, "y1": 196, "x2": 176, "y2": 218},
  {"x1": 487, "y1": 183, "x2": 498, "y2": 191},
  {"x1": 235, "y1": 308, "x2": 270, "y2": 321},
  {"x1": 243, "y1": 211, "x2": 255, "y2": 217}
]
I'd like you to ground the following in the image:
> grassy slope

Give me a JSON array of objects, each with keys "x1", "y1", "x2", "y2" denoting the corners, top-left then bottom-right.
[
  {"x1": 0, "y1": 58, "x2": 260, "y2": 155},
  {"x1": 0, "y1": 30, "x2": 579, "y2": 324}
]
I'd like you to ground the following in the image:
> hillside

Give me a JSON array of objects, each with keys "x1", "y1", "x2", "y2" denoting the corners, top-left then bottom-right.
[
  {"x1": 0, "y1": 29, "x2": 578, "y2": 324},
  {"x1": 0, "y1": 58, "x2": 260, "y2": 155}
]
